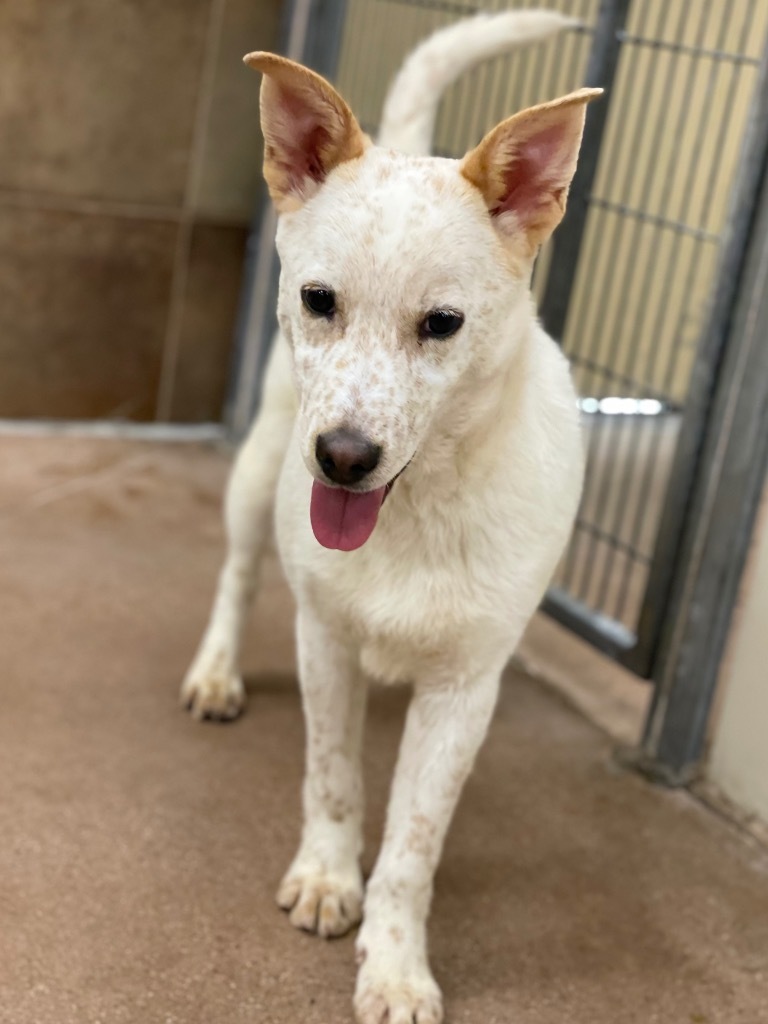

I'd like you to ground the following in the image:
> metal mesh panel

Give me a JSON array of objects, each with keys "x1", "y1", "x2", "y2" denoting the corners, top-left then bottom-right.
[
  {"x1": 337, "y1": 1, "x2": 597, "y2": 147},
  {"x1": 335, "y1": 0, "x2": 597, "y2": 301},
  {"x1": 556, "y1": 0, "x2": 767, "y2": 641}
]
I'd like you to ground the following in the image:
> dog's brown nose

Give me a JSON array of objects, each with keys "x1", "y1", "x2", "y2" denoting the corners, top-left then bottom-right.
[{"x1": 316, "y1": 428, "x2": 381, "y2": 486}]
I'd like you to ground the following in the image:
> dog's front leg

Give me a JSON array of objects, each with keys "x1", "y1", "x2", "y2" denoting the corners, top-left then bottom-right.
[
  {"x1": 181, "y1": 334, "x2": 295, "y2": 720},
  {"x1": 355, "y1": 668, "x2": 501, "y2": 1024},
  {"x1": 277, "y1": 607, "x2": 368, "y2": 938}
]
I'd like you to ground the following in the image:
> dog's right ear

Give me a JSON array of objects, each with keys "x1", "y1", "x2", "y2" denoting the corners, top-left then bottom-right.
[
  {"x1": 244, "y1": 53, "x2": 368, "y2": 213},
  {"x1": 460, "y1": 88, "x2": 602, "y2": 256}
]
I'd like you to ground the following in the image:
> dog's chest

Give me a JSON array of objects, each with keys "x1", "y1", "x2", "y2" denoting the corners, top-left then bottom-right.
[
  {"x1": 276, "y1": 459, "x2": 528, "y2": 682},
  {"x1": 308, "y1": 539, "x2": 506, "y2": 683}
]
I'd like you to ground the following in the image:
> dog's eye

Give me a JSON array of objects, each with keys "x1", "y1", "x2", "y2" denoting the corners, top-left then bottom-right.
[
  {"x1": 301, "y1": 287, "x2": 336, "y2": 318},
  {"x1": 419, "y1": 309, "x2": 464, "y2": 340}
]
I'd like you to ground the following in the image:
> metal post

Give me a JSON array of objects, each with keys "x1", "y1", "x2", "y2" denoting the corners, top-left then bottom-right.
[
  {"x1": 630, "y1": 44, "x2": 768, "y2": 782},
  {"x1": 627, "y1": 35, "x2": 768, "y2": 681},
  {"x1": 225, "y1": 0, "x2": 348, "y2": 437},
  {"x1": 539, "y1": 0, "x2": 631, "y2": 341}
]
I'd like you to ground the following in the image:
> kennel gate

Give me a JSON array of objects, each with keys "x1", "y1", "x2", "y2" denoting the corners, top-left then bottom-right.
[{"x1": 228, "y1": 0, "x2": 768, "y2": 782}]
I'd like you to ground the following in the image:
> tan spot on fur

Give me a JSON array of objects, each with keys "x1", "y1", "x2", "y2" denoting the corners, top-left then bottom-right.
[
  {"x1": 406, "y1": 813, "x2": 437, "y2": 858},
  {"x1": 328, "y1": 799, "x2": 351, "y2": 823},
  {"x1": 422, "y1": 167, "x2": 449, "y2": 194}
]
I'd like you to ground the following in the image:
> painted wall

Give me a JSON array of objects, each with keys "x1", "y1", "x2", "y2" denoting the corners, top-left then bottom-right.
[
  {"x1": 708, "y1": 489, "x2": 768, "y2": 825},
  {"x1": 0, "y1": 0, "x2": 281, "y2": 422}
]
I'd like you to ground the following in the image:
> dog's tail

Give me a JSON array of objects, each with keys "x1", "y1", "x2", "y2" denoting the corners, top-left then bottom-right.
[{"x1": 377, "y1": 9, "x2": 578, "y2": 155}]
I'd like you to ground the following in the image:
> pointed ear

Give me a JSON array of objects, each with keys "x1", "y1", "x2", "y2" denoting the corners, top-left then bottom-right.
[
  {"x1": 243, "y1": 52, "x2": 368, "y2": 212},
  {"x1": 460, "y1": 88, "x2": 602, "y2": 254}
]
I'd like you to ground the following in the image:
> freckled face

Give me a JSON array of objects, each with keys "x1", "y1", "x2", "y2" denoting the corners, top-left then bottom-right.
[{"x1": 275, "y1": 149, "x2": 526, "y2": 488}]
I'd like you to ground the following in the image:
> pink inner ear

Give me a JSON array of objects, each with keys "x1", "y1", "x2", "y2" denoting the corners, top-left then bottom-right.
[
  {"x1": 492, "y1": 122, "x2": 572, "y2": 221},
  {"x1": 271, "y1": 85, "x2": 333, "y2": 191}
]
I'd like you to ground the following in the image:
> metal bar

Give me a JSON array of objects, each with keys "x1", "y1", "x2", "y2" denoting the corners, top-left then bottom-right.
[
  {"x1": 542, "y1": 587, "x2": 637, "y2": 659},
  {"x1": 591, "y1": 2, "x2": 719, "y2": 618},
  {"x1": 627, "y1": 27, "x2": 768, "y2": 679},
  {"x1": 226, "y1": 0, "x2": 348, "y2": 437},
  {"x1": 566, "y1": 0, "x2": 675, "y2": 606},
  {"x1": 573, "y1": 518, "x2": 652, "y2": 564},
  {"x1": 300, "y1": 0, "x2": 349, "y2": 70},
  {"x1": 539, "y1": 0, "x2": 631, "y2": 342},
  {"x1": 569, "y1": 355, "x2": 678, "y2": 405},
  {"x1": 586, "y1": 197, "x2": 720, "y2": 244},
  {"x1": 552, "y1": 0, "x2": 645, "y2": 597},
  {"x1": 224, "y1": 0, "x2": 304, "y2": 437},
  {"x1": 531, "y1": 0, "x2": 594, "y2": 295},
  {"x1": 374, "y1": 0, "x2": 484, "y2": 16},
  {"x1": 636, "y1": 129, "x2": 768, "y2": 782},
  {"x1": 616, "y1": 32, "x2": 761, "y2": 67}
]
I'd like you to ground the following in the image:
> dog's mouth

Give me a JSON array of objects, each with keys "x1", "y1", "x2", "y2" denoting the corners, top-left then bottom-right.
[{"x1": 310, "y1": 463, "x2": 410, "y2": 552}]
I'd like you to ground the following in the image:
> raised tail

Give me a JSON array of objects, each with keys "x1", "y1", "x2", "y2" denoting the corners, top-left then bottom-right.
[{"x1": 377, "y1": 9, "x2": 579, "y2": 156}]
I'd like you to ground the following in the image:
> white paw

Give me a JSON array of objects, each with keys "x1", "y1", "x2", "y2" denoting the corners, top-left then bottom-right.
[
  {"x1": 180, "y1": 663, "x2": 245, "y2": 721},
  {"x1": 354, "y1": 959, "x2": 443, "y2": 1024},
  {"x1": 277, "y1": 866, "x2": 363, "y2": 938}
]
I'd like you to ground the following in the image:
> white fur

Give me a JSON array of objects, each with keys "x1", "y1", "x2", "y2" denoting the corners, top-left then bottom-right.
[
  {"x1": 378, "y1": 9, "x2": 579, "y2": 154},
  {"x1": 182, "y1": 12, "x2": 584, "y2": 1024}
]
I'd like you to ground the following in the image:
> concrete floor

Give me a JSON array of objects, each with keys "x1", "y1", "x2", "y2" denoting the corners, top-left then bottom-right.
[{"x1": 1, "y1": 435, "x2": 767, "y2": 1024}]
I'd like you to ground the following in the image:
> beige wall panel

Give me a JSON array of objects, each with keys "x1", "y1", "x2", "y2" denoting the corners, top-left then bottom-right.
[
  {"x1": 709, "y1": 490, "x2": 768, "y2": 826},
  {"x1": 0, "y1": 0, "x2": 210, "y2": 205}
]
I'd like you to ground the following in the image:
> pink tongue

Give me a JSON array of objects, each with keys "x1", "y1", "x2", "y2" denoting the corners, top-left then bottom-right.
[{"x1": 310, "y1": 481, "x2": 387, "y2": 551}]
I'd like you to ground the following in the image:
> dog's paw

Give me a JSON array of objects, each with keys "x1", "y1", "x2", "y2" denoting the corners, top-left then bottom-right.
[
  {"x1": 277, "y1": 867, "x2": 363, "y2": 938},
  {"x1": 180, "y1": 667, "x2": 245, "y2": 721},
  {"x1": 354, "y1": 962, "x2": 443, "y2": 1024}
]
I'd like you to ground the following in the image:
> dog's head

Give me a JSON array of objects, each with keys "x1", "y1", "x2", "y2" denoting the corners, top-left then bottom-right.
[{"x1": 245, "y1": 53, "x2": 599, "y2": 550}]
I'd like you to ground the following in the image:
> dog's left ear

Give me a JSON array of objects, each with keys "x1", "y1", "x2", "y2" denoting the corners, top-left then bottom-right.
[
  {"x1": 460, "y1": 88, "x2": 602, "y2": 254},
  {"x1": 244, "y1": 52, "x2": 368, "y2": 212}
]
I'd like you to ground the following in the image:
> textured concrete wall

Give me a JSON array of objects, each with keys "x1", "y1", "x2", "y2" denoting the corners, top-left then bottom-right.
[{"x1": 0, "y1": 0, "x2": 281, "y2": 422}]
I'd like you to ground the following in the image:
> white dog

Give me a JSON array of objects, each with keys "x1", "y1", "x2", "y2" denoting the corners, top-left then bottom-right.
[{"x1": 182, "y1": 11, "x2": 598, "y2": 1023}]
